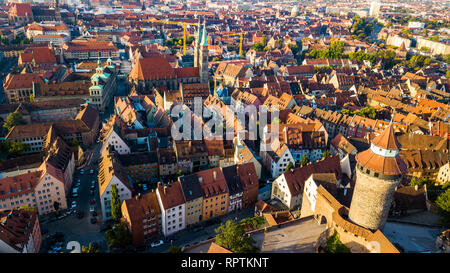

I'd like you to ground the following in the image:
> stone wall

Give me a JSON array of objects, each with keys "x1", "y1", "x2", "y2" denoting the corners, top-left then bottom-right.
[
  {"x1": 348, "y1": 168, "x2": 400, "y2": 231},
  {"x1": 301, "y1": 185, "x2": 399, "y2": 253}
]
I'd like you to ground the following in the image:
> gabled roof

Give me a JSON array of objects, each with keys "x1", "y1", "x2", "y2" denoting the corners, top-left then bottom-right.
[
  {"x1": 157, "y1": 181, "x2": 185, "y2": 210},
  {"x1": 129, "y1": 57, "x2": 175, "y2": 81},
  {"x1": 179, "y1": 174, "x2": 203, "y2": 202},
  {"x1": 281, "y1": 156, "x2": 342, "y2": 196}
]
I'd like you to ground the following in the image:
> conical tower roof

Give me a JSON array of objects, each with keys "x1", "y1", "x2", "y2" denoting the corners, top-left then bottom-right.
[
  {"x1": 355, "y1": 124, "x2": 407, "y2": 175},
  {"x1": 372, "y1": 123, "x2": 401, "y2": 150}
]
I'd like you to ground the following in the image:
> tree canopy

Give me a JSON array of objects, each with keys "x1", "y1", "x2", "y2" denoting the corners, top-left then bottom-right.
[
  {"x1": 104, "y1": 223, "x2": 132, "y2": 250},
  {"x1": 167, "y1": 246, "x2": 182, "y2": 253},
  {"x1": 325, "y1": 230, "x2": 351, "y2": 253},
  {"x1": 3, "y1": 111, "x2": 26, "y2": 131},
  {"x1": 436, "y1": 187, "x2": 450, "y2": 225},
  {"x1": 81, "y1": 243, "x2": 100, "y2": 253},
  {"x1": 285, "y1": 161, "x2": 294, "y2": 172},
  {"x1": 350, "y1": 16, "x2": 374, "y2": 41},
  {"x1": 300, "y1": 154, "x2": 309, "y2": 167},
  {"x1": 406, "y1": 55, "x2": 431, "y2": 71},
  {"x1": 110, "y1": 184, "x2": 122, "y2": 222},
  {"x1": 214, "y1": 220, "x2": 259, "y2": 253},
  {"x1": 240, "y1": 216, "x2": 265, "y2": 231}
]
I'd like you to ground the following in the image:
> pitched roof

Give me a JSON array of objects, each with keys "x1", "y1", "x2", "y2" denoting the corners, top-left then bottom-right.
[
  {"x1": 157, "y1": 181, "x2": 185, "y2": 210},
  {"x1": 196, "y1": 167, "x2": 228, "y2": 198},
  {"x1": 282, "y1": 156, "x2": 342, "y2": 196},
  {"x1": 179, "y1": 174, "x2": 203, "y2": 202},
  {"x1": 129, "y1": 57, "x2": 175, "y2": 81},
  {"x1": 122, "y1": 191, "x2": 161, "y2": 223}
]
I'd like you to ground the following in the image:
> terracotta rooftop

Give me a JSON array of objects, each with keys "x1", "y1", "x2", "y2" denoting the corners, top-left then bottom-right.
[
  {"x1": 157, "y1": 181, "x2": 185, "y2": 210},
  {"x1": 372, "y1": 124, "x2": 401, "y2": 150}
]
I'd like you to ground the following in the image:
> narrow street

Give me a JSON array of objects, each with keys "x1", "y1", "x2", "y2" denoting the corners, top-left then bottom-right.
[{"x1": 145, "y1": 207, "x2": 254, "y2": 253}]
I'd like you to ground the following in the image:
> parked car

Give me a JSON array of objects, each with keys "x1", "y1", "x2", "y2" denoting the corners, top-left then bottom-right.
[
  {"x1": 71, "y1": 201, "x2": 77, "y2": 209},
  {"x1": 90, "y1": 199, "x2": 95, "y2": 205},
  {"x1": 77, "y1": 212, "x2": 84, "y2": 219},
  {"x1": 90, "y1": 190, "x2": 95, "y2": 196},
  {"x1": 151, "y1": 240, "x2": 163, "y2": 248},
  {"x1": 89, "y1": 206, "x2": 95, "y2": 213},
  {"x1": 52, "y1": 246, "x2": 62, "y2": 251},
  {"x1": 90, "y1": 218, "x2": 97, "y2": 224},
  {"x1": 90, "y1": 169, "x2": 94, "y2": 174},
  {"x1": 92, "y1": 211, "x2": 97, "y2": 217}
]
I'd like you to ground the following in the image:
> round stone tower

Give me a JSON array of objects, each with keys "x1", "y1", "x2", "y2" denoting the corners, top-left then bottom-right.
[{"x1": 348, "y1": 124, "x2": 407, "y2": 231}]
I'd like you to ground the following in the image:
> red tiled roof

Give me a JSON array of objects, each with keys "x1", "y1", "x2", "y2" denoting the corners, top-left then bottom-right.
[{"x1": 129, "y1": 57, "x2": 176, "y2": 81}]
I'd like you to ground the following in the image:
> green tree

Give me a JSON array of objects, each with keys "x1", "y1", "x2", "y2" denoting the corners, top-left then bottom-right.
[
  {"x1": 250, "y1": 42, "x2": 265, "y2": 52},
  {"x1": 262, "y1": 34, "x2": 267, "y2": 46},
  {"x1": 288, "y1": 43, "x2": 299, "y2": 57},
  {"x1": 215, "y1": 220, "x2": 259, "y2": 253},
  {"x1": 341, "y1": 109, "x2": 353, "y2": 115},
  {"x1": 81, "y1": 243, "x2": 100, "y2": 253},
  {"x1": 167, "y1": 246, "x2": 182, "y2": 253},
  {"x1": 300, "y1": 154, "x2": 309, "y2": 167},
  {"x1": 446, "y1": 70, "x2": 450, "y2": 79},
  {"x1": 240, "y1": 216, "x2": 265, "y2": 231},
  {"x1": 104, "y1": 223, "x2": 132, "y2": 250},
  {"x1": 110, "y1": 184, "x2": 122, "y2": 222},
  {"x1": 175, "y1": 169, "x2": 183, "y2": 180},
  {"x1": 376, "y1": 50, "x2": 397, "y2": 70},
  {"x1": 212, "y1": 56, "x2": 221, "y2": 62},
  {"x1": 407, "y1": 55, "x2": 431, "y2": 70},
  {"x1": 436, "y1": 187, "x2": 450, "y2": 224},
  {"x1": 329, "y1": 40, "x2": 345, "y2": 59},
  {"x1": 410, "y1": 177, "x2": 428, "y2": 187},
  {"x1": 350, "y1": 16, "x2": 373, "y2": 41},
  {"x1": 325, "y1": 230, "x2": 351, "y2": 253},
  {"x1": 285, "y1": 161, "x2": 294, "y2": 172},
  {"x1": 70, "y1": 140, "x2": 80, "y2": 147},
  {"x1": 355, "y1": 106, "x2": 377, "y2": 119},
  {"x1": 7, "y1": 141, "x2": 30, "y2": 157},
  {"x1": 410, "y1": 177, "x2": 444, "y2": 202},
  {"x1": 445, "y1": 55, "x2": 450, "y2": 64},
  {"x1": 3, "y1": 111, "x2": 26, "y2": 131},
  {"x1": 323, "y1": 150, "x2": 331, "y2": 158}
]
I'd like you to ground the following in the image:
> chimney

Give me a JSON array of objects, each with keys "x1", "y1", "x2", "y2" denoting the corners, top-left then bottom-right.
[
  {"x1": 213, "y1": 171, "x2": 217, "y2": 181},
  {"x1": 164, "y1": 186, "x2": 167, "y2": 195}
]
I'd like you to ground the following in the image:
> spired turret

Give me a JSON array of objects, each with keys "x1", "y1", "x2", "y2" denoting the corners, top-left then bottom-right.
[
  {"x1": 198, "y1": 20, "x2": 209, "y2": 83},
  {"x1": 194, "y1": 19, "x2": 202, "y2": 68},
  {"x1": 348, "y1": 124, "x2": 407, "y2": 231}
]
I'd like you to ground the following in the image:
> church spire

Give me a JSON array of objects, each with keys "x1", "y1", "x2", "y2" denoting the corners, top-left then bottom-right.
[
  {"x1": 200, "y1": 20, "x2": 208, "y2": 47},
  {"x1": 197, "y1": 19, "x2": 202, "y2": 45}
]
